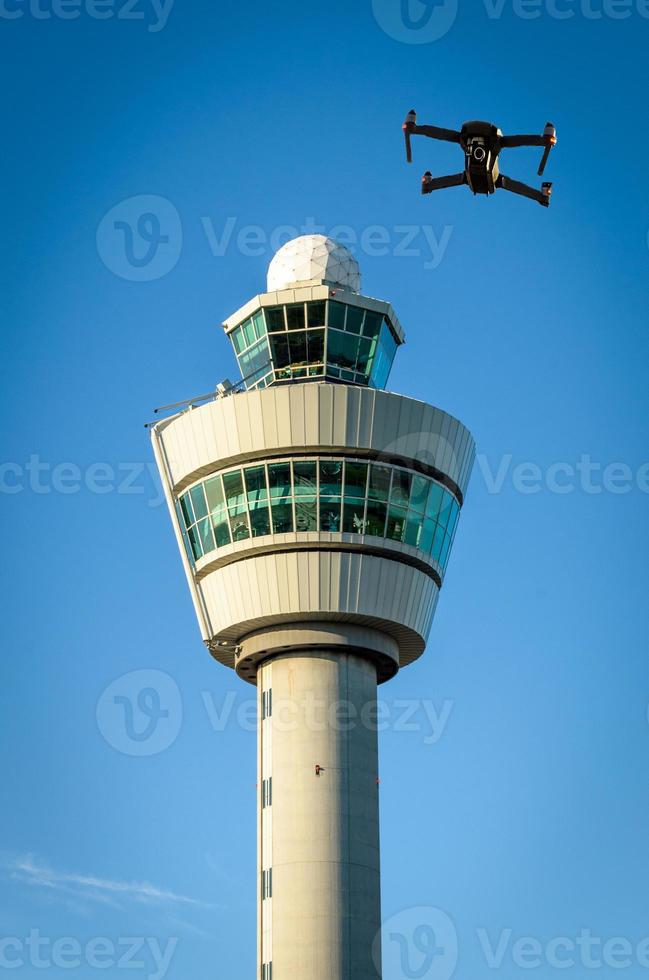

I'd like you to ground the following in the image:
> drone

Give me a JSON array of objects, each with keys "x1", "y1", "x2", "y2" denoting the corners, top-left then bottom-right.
[{"x1": 403, "y1": 111, "x2": 557, "y2": 207}]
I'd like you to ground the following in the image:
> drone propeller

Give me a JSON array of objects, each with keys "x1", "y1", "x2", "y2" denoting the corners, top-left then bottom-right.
[
  {"x1": 403, "y1": 109, "x2": 416, "y2": 163},
  {"x1": 538, "y1": 122, "x2": 557, "y2": 176}
]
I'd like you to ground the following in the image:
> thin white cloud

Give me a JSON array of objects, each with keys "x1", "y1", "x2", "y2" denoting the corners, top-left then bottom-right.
[
  {"x1": 6, "y1": 855, "x2": 214, "y2": 911},
  {"x1": 204, "y1": 851, "x2": 237, "y2": 885},
  {"x1": 165, "y1": 914, "x2": 214, "y2": 941}
]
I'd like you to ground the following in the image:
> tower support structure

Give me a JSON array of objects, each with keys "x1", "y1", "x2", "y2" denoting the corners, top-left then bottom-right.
[{"x1": 152, "y1": 235, "x2": 474, "y2": 980}]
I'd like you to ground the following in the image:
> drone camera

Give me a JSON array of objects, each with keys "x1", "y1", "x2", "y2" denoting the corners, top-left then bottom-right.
[{"x1": 472, "y1": 145, "x2": 487, "y2": 162}]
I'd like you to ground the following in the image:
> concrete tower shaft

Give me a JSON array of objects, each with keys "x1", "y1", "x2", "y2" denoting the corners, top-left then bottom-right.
[{"x1": 258, "y1": 650, "x2": 380, "y2": 980}]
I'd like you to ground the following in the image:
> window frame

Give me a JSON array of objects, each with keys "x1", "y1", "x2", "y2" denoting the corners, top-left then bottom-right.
[{"x1": 178, "y1": 456, "x2": 461, "y2": 573}]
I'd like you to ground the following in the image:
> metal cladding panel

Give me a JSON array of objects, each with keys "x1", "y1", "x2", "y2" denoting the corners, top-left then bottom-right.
[
  {"x1": 152, "y1": 383, "x2": 470, "y2": 671},
  {"x1": 154, "y1": 383, "x2": 475, "y2": 499},
  {"x1": 223, "y1": 285, "x2": 406, "y2": 344},
  {"x1": 195, "y1": 551, "x2": 439, "y2": 667}
]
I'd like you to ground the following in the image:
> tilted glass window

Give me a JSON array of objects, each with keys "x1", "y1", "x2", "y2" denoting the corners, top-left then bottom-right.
[
  {"x1": 252, "y1": 310, "x2": 266, "y2": 338},
  {"x1": 294, "y1": 460, "x2": 317, "y2": 494},
  {"x1": 268, "y1": 462, "x2": 291, "y2": 496},
  {"x1": 368, "y1": 318, "x2": 398, "y2": 390},
  {"x1": 368, "y1": 463, "x2": 391, "y2": 501},
  {"x1": 229, "y1": 309, "x2": 273, "y2": 388},
  {"x1": 227, "y1": 300, "x2": 400, "y2": 391},
  {"x1": 345, "y1": 305, "x2": 364, "y2": 334},
  {"x1": 240, "y1": 339, "x2": 271, "y2": 384},
  {"x1": 319, "y1": 459, "x2": 343, "y2": 496},
  {"x1": 266, "y1": 307, "x2": 286, "y2": 332},
  {"x1": 307, "y1": 301, "x2": 326, "y2": 328},
  {"x1": 344, "y1": 461, "x2": 368, "y2": 498},
  {"x1": 286, "y1": 303, "x2": 306, "y2": 331},
  {"x1": 294, "y1": 460, "x2": 317, "y2": 532},
  {"x1": 327, "y1": 330, "x2": 360, "y2": 372},
  {"x1": 328, "y1": 301, "x2": 346, "y2": 330},
  {"x1": 363, "y1": 310, "x2": 383, "y2": 339},
  {"x1": 178, "y1": 458, "x2": 462, "y2": 575}
]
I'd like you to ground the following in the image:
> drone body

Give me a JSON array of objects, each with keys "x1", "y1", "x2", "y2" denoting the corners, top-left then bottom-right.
[{"x1": 403, "y1": 112, "x2": 557, "y2": 207}]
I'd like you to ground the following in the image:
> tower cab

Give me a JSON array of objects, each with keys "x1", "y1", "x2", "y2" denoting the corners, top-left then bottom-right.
[{"x1": 222, "y1": 235, "x2": 404, "y2": 391}]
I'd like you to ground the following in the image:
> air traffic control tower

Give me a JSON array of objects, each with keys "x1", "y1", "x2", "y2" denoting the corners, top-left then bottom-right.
[{"x1": 151, "y1": 235, "x2": 475, "y2": 980}]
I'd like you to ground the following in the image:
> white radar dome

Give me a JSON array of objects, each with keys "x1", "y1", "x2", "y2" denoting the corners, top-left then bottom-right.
[{"x1": 267, "y1": 235, "x2": 361, "y2": 293}]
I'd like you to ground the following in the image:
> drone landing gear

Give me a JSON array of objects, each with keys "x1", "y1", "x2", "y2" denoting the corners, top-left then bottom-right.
[
  {"x1": 497, "y1": 175, "x2": 553, "y2": 207},
  {"x1": 421, "y1": 171, "x2": 467, "y2": 195}
]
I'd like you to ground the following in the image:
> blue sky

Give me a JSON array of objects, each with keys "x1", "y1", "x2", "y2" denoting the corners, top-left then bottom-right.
[{"x1": 1, "y1": 1, "x2": 649, "y2": 978}]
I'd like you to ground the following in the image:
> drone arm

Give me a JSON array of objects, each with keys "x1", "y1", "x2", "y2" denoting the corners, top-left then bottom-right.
[
  {"x1": 410, "y1": 123, "x2": 462, "y2": 144},
  {"x1": 421, "y1": 172, "x2": 467, "y2": 195},
  {"x1": 497, "y1": 174, "x2": 551, "y2": 207},
  {"x1": 500, "y1": 134, "x2": 546, "y2": 148},
  {"x1": 502, "y1": 123, "x2": 557, "y2": 175},
  {"x1": 402, "y1": 110, "x2": 461, "y2": 162}
]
